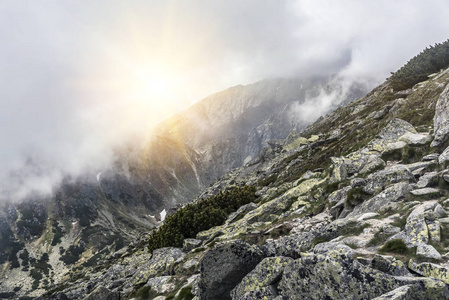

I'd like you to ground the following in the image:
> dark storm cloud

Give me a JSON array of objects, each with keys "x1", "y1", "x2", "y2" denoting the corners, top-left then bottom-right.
[{"x1": 0, "y1": 0, "x2": 448, "y2": 200}]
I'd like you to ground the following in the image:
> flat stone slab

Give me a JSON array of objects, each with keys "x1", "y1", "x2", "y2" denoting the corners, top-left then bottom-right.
[{"x1": 410, "y1": 188, "x2": 441, "y2": 196}]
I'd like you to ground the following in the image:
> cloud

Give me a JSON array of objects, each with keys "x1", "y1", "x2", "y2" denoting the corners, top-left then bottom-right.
[{"x1": 0, "y1": 0, "x2": 448, "y2": 200}]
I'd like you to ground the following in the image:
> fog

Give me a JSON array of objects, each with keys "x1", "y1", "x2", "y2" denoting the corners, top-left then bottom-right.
[{"x1": 1, "y1": 0, "x2": 449, "y2": 200}]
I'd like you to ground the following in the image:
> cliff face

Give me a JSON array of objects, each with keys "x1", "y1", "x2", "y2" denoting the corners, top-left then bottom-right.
[{"x1": 33, "y1": 66, "x2": 449, "y2": 300}]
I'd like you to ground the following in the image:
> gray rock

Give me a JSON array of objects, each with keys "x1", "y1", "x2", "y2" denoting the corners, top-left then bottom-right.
[
  {"x1": 350, "y1": 178, "x2": 367, "y2": 188},
  {"x1": 416, "y1": 244, "x2": 442, "y2": 260},
  {"x1": 371, "y1": 254, "x2": 410, "y2": 276},
  {"x1": 372, "y1": 285, "x2": 413, "y2": 300},
  {"x1": 434, "y1": 204, "x2": 448, "y2": 218},
  {"x1": 328, "y1": 186, "x2": 351, "y2": 206},
  {"x1": 262, "y1": 231, "x2": 317, "y2": 259},
  {"x1": 145, "y1": 276, "x2": 175, "y2": 294},
  {"x1": 431, "y1": 83, "x2": 449, "y2": 147},
  {"x1": 439, "y1": 146, "x2": 449, "y2": 164},
  {"x1": 313, "y1": 242, "x2": 355, "y2": 258},
  {"x1": 422, "y1": 153, "x2": 439, "y2": 161},
  {"x1": 399, "y1": 132, "x2": 432, "y2": 146},
  {"x1": 349, "y1": 182, "x2": 412, "y2": 217},
  {"x1": 183, "y1": 239, "x2": 203, "y2": 252},
  {"x1": 378, "y1": 118, "x2": 418, "y2": 141},
  {"x1": 330, "y1": 154, "x2": 385, "y2": 183},
  {"x1": 383, "y1": 224, "x2": 401, "y2": 234},
  {"x1": 392, "y1": 201, "x2": 438, "y2": 246},
  {"x1": 278, "y1": 253, "x2": 400, "y2": 300},
  {"x1": 416, "y1": 172, "x2": 439, "y2": 188},
  {"x1": 197, "y1": 240, "x2": 266, "y2": 300},
  {"x1": 408, "y1": 260, "x2": 449, "y2": 284},
  {"x1": 363, "y1": 165, "x2": 415, "y2": 195},
  {"x1": 226, "y1": 203, "x2": 257, "y2": 224},
  {"x1": 395, "y1": 276, "x2": 449, "y2": 299},
  {"x1": 403, "y1": 161, "x2": 435, "y2": 172},
  {"x1": 126, "y1": 247, "x2": 185, "y2": 288},
  {"x1": 410, "y1": 188, "x2": 441, "y2": 197},
  {"x1": 84, "y1": 286, "x2": 120, "y2": 300},
  {"x1": 230, "y1": 256, "x2": 292, "y2": 300}
]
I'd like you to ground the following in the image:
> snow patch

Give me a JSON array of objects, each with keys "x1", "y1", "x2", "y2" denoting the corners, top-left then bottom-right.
[{"x1": 160, "y1": 209, "x2": 167, "y2": 222}]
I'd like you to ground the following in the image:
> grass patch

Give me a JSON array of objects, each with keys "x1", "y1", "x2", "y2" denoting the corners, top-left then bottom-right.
[
  {"x1": 367, "y1": 229, "x2": 394, "y2": 247},
  {"x1": 338, "y1": 221, "x2": 370, "y2": 237},
  {"x1": 379, "y1": 239, "x2": 413, "y2": 255}
]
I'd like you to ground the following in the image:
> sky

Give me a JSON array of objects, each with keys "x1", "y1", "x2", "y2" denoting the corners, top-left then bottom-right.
[{"x1": 1, "y1": 0, "x2": 449, "y2": 200}]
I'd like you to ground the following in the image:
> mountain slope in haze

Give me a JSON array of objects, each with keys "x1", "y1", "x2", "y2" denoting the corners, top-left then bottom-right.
[
  {"x1": 0, "y1": 76, "x2": 366, "y2": 297},
  {"x1": 35, "y1": 48, "x2": 449, "y2": 299}
]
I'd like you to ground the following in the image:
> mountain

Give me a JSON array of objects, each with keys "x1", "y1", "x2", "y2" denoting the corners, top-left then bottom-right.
[
  {"x1": 32, "y1": 55, "x2": 449, "y2": 299},
  {"x1": 0, "y1": 76, "x2": 366, "y2": 298}
]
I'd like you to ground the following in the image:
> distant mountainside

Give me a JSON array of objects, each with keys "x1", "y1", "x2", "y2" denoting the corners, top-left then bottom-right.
[
  {"x1": 0, "y1": 76, "x2": 367, "y2": 297},
  {"x1": 28, "y1": 49, "x2": 449, "y2": 300}
]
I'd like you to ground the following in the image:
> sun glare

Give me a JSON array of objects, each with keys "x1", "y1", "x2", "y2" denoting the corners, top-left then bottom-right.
[{"x1": 131, "y1": 68, "x2": 173, "y2": 103}]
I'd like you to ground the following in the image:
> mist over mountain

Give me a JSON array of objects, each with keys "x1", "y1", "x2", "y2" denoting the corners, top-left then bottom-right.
[{"x1": 1, "y1": 1, "x2": 449, "y2": 202}]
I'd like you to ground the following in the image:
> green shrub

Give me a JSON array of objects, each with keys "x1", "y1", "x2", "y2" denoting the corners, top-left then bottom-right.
[
  {"x1": 148, "y1": 186, "x2": 256, "y2": 252},
  {"x1": 379, "y1": 239, "x2": 408, "y2": 254},
  {"x1": 51, "y1": 221, "x2": 64, "y2": 246},
  {"x1": 390, "y1": 39, "x2": 449, "y2": 91}
]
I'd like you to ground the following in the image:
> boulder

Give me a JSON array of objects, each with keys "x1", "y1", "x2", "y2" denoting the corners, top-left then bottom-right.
[
  {"x1": 383, "y1": 224, "x2": 401, "y2": 234},
  {"x1": 395, "y1": 276, "x2": 449, "y2": 299},
  {"x1": 313, "y1": 242, "x2": 355, "y2": 259},
  {"x1": 391, "y1": 201, "x2": 438, "y2": 247},
  {"x1": 277, "y1": 253, "x2": 400, "y2": 300},
  {"x1": 262, "y1": 231, "x2": 317, "y2": 259},
  {"x1": 330, "y1": 154, "x2": 385, "y2": 183},
  {"x1": 431, "y1": 82, "x2": 449, "y2": 147},
  {"x1": 145, "y1": 276, "x2": 176, "y2": 294},
  {"x1": 408, "y1": 260, "x2": 449, "y2": 284},
  {"x1": 230, "y1": 256, "x2": 292, "y2": 300},
  {"x1": 399, "y1": 132, "x2": 432, "y2": 146},
  {"x1": 372, "y1": 285, "x2": 413, "y2": 300},
  {"x1": 126, "y1": 247, "x2": 185, "y2": 287},
  {"x1": 416, "y1": 172, "x2": 439, "y2": 188},
  {"x1": 425, "y1": 215, "x2": 441, "y2": 243},
  {"x1": 226, "y1": 203, "x2": 257, "y2": 224},
  {"x1": 328, "y1": 186, "x2": 351, "y2": 206},
  {"x1": 422, "y1": 153, "x2": 439, "y2": 161},
  {"x1": 410, "y1": 188, "x2": 441, "y2": 197},
  {"x1": 434, "y1": 204, "x2": 448, "y2": 218},
  {"x1": 348, "y1": 182, "x2": 412, "y2": 217},
  {"x1": 197, "y1": 240, "x2": 266, "y2": 300},
  {"x1": 363, "y1": 165, "x2": 415, "y2": 195},
  {"x1": 403, "y1": 161, "x2": 436, "y2": 172},
  {"x1": 183, "y1": 239, "x2": 203, "y2": 252},
  {"x1": 84, "y1": 286, "x2": 120, "y2": 300},
  {"x1": 371, "y1": 254, "x2": 410, "y2": 276},
  {"x1": 416, "y1": 244, "x2": 442, "y2": 260},
  {"x1": 439, "y1": 147, "x2": 449, "y2": 164}
]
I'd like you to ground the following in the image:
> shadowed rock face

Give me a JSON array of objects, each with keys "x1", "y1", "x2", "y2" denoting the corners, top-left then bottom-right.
[{"x1": 197, "y1": 241, "x2": 266, "y2": 300}]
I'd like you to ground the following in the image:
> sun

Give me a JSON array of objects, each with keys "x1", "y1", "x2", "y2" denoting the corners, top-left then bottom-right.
[{"x1": 131, "y1": 69, "x2": 173, "y2": 103}]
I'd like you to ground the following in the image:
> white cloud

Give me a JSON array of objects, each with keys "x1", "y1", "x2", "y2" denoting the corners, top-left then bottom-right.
[{"x1": 0, "y1": 0, "x2": 448, "y2": 200}]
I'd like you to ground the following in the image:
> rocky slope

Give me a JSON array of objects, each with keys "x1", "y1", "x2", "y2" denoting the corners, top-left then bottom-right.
[
  {"x1": 0, "y1": 76, "x2": 366, "y2": 298},
  {"x1": 29, "y1": 64, "x2": 449, "y2": 299}
]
